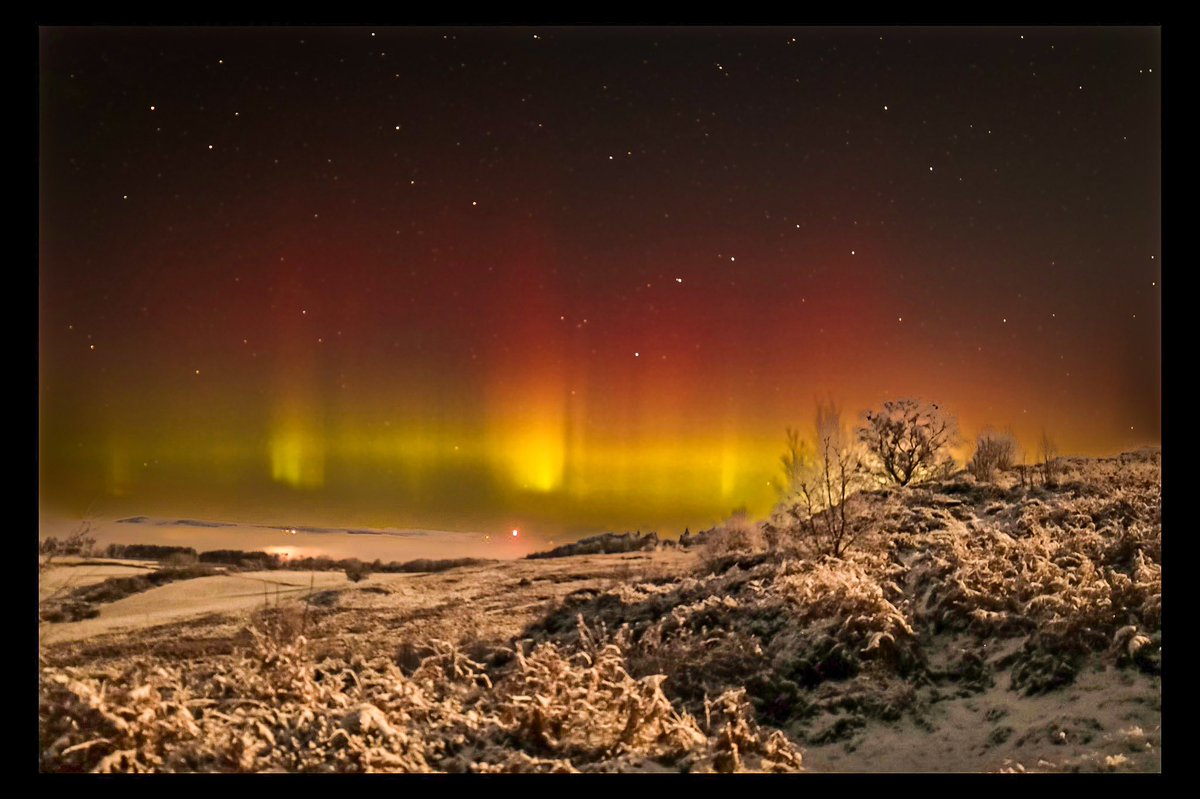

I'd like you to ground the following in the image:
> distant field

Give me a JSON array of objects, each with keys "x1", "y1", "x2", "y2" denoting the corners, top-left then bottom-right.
[
  {"x1": 39, "y1": 558, "x2": 158, "y2": 601},
  {"x1": 40, "y1": 567, "x2": 419, "y2": 644}
]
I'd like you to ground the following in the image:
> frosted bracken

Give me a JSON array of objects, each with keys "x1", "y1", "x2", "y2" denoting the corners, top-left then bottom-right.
[{"x1": 40, "y1": 451, "x2": 1160, "y2": 772}]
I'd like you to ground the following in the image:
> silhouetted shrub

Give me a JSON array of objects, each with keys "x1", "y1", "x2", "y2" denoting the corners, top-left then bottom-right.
[
  {"x1": 858, "y1": 399, "x2": 957, "y2": 486},
  {"x1": 969, "y1": 430, "x2": 1018, "y2": 481},
  {"x1": 344, "y1": 559, "x2": 371, "y2": 582},
  {"x1": 1039, "y1": 432, "x2": 1060, "y2": 487}
]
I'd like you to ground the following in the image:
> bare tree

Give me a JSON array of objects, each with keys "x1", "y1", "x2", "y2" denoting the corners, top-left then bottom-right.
[
  {"x1": 780, "y1": 426, "x2": 802, "y2": 493},
  {"x1": 1015, "y1": 447, "x2": 1033, "y2": 491},
  {"x1": 857, "y1": 399, "x2": 957, "y2": 486},
  {"x1": 771, "y1": 402, "x2": 864, "y2": 557},
  {"x1": 1038, "y1": 431, "x2": 1059, "y2": 486},
  {"x1": 39, "y1": 521, "x2": 97, "y2": 575},
  {"x1": 39, "y1": 521, "x2": 100, "y2": 629},
  {"x1": 968, "y1": 428, "x2": 1017, "y2": 482}
]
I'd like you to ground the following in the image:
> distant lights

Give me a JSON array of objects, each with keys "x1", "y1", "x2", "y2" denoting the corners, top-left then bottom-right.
[{"x1": 512, "y1": 529, "x2": 519, "y2": 537}]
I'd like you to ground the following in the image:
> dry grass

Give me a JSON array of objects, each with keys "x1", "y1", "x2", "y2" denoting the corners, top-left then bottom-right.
[
  {"x1": 698, "y1": 511, "x2": 765, "y2": 566},
  {"x1": 40, "y1": 450, "x2": 1159, "y2": 772},
  {"x1": 40, "y1": 608, "x2": 801, "y2": 773},
  {"x1": 528, "y1": 451, "x2": 1160, "y2": 737}
]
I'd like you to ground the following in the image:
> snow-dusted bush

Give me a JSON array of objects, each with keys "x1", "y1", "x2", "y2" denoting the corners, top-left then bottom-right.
[
  {"x1": 699, "y1": 510, "x2": 765, "y2": 565},
  {"x1": 858, "y1": 399, "x2": 957, "y2": 486}
]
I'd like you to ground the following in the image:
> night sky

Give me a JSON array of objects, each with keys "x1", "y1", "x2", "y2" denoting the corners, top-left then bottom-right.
[{"x1": 39, "y1": 26, "x2": 1161, "y2": 541}]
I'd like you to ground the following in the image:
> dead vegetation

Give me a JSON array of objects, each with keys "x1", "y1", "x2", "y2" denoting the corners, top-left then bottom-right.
[
  {"x1": 41, "y1": 608, "x2": 802, "y2": 773},
  {"x1": 39, "y1": 450, "x2": 1160, "y2": 772},
  {"x1": 527, "y1": 450, "x2": 1160, "y2": 750}
]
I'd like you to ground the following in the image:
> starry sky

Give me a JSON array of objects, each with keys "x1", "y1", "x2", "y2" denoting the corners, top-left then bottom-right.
[{"x1": 39, "y1": 26, "x2": 1161, "y2": 541}]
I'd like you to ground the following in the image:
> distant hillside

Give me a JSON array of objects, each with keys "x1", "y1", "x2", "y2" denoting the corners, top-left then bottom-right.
[{"x1": 526, "y1": 530, "x2": 663, "y2": 559}]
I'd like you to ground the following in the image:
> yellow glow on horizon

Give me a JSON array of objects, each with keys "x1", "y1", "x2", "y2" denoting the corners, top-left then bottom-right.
[{"x1": 507, "y1": 427, "x2": 565, "y2": 492}]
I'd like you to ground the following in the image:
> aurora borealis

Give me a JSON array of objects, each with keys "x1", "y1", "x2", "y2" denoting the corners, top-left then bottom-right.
[{"x1": 39, "y1": 27, "x2": 1161, "y2": 544}]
